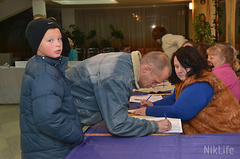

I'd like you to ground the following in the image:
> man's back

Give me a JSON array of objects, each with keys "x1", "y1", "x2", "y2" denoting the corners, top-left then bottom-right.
[
  {"x1": 66, "y1": 53, "x2": 134, "y2": 124},
  {"x1": 65, "y1": 52, "x2": 159, "y2": 137}
]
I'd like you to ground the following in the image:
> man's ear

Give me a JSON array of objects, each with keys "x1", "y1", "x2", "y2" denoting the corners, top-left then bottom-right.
[{"x1": 143, "y1": 65, "x2": 152, "y2": 74}]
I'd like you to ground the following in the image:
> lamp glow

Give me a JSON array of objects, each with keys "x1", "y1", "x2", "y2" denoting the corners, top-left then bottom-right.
[{"x1": 189, "y1": 2, "x2": 193, "y2": 10}]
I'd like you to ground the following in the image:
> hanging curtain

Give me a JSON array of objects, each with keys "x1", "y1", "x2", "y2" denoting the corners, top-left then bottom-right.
[
  {"x1": 225, "y1": 0, "x2": 236, "y2": 47},
  {"x1": 74, "y1": 5, "x2": 186, "y2": 54},
  {"x1": 236, "y1": 0, "x2": 240, "y2": 50}
]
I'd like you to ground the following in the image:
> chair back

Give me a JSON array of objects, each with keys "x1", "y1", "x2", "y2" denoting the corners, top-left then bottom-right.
[
  {"x1": 88, "y1": 48, "x2": 99, "y2": 58},
  {"x1": 76, "y1": 48, "x2": 86, "y2": 60},
  {"x1": 103, "y1": 47, "x2": 114, "y2": 53}
]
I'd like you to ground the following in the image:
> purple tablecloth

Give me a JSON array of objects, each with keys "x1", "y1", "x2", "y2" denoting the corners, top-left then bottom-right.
[
  {"x1": 66, "y1": 120, "x2": 240, "y2": 159},
  {"x1": 66, "y1": 133, "x2": 240, "y2": 159}
]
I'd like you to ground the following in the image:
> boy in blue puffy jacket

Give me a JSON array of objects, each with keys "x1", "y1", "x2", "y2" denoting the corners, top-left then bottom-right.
[{"x1": 20, "y1": 18, "x2": 84, "y2": 159}]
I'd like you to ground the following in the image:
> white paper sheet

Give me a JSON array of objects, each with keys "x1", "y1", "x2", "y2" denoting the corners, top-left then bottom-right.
[
  {"x1": 128, "y1": 111, "x2": 182, "y2": 133},
  {"x1": 129, "y1": 94, "x2": 162, "y2": 103}
]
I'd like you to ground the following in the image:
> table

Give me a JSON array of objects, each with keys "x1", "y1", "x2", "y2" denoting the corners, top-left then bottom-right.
[
  {"x1": 66, "y1": 121, "x2": 240, "y2": 159},
  {"x1": 66, "y1": 92, "x2": 240, "y2": 159},
  {"x1": 0, "y1": 68, "x2": 25, "y2": 104},
  {"x1": 0, "y1": 61, "x2": 81, "y2": 104}
]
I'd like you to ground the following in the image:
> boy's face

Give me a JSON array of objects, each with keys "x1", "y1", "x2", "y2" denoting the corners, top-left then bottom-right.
[{"x1": 37, "y1": 28, "x2": 62, "y2": 58}]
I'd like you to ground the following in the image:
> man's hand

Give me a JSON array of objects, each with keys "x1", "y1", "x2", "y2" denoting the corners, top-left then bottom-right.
[{"x1": 156, "y1": 119, "x2": 172, "y2": 132}]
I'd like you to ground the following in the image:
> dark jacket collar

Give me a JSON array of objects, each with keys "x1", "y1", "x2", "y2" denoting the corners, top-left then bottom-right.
[{"x1": 35, "y1": 55, "x2": 69, "y2": 71}]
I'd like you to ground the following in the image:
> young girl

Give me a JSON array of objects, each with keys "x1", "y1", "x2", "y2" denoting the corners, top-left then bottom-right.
[{"x1": 207, "y1": 43, "x2": 240, "y2": 102}]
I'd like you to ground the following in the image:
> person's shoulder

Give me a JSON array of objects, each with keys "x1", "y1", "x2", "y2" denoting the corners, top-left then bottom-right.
[
  {"x1": 25, "y1": 56, "x2": 46, "y2": 76},
  {"x1": 184, "y1": 82, "x2": 213, "y2": 99},
  {"x1": 162, "y1": 34, "x2": 185, "y2": 43},
  {"x1": 73, "y1": 49, "x2": 78, "y2": 53},
  {"x1": 186, "y1": 82, "x2": 212, "y2": 91},
  {"x1": 104, "y1": 52, "x2": 132, "y2": 64},
  {"x1": 26, "y1": 56, "x2": 62, "y2": 78},
  {"x1": 162, "y1": 33, "x2": 171, "y2": 39},
  {"x1": 163, "y1": 34, "x2": 183, "y2": 38},
  {"x1": 213, "y1": 65, "x2": 237, "y2": 79}
]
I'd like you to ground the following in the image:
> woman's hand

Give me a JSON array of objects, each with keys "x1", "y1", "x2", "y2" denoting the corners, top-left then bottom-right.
[
  {"x1": 140, "y1": 100, "x2": 153, "y2": 107},
  {"x1": 156, "y1": 119, "x2": 172, "y2": 132},
  {"x1": 133, "y1": 107, "x2": 147, "y2": 116}
]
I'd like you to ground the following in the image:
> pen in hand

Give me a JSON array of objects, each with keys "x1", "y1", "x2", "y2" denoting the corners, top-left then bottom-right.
[
  {"x1": 135, "y1": 95, "x2": 153, "y2": 101},
  {"x1": 164, "y1": 113, "x2": 167, "y2": 119},
  {"x1": 146, "y1": 95, "x2": 152, "y2": 101},
  {"x1": 139, "y1": 95, "x2": 153, "y2": 107}
]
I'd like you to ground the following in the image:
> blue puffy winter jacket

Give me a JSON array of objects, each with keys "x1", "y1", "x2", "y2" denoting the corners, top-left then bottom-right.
[{"x1": 20, "y1": 55, "x2": 84, "y2": 159}]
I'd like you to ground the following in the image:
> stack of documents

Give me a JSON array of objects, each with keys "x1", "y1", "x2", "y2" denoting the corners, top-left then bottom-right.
[
  {"x1": 129, "y1": 94, "x2": 162, "y2": 103},
  {"x1": 133, "y1": 85, "x2": 175, "y2": 93}
]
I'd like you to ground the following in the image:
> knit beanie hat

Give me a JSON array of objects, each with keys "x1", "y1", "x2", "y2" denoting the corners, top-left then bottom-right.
[{"x1": 25, "y1": 18, "x2": 62, "y2": 54}]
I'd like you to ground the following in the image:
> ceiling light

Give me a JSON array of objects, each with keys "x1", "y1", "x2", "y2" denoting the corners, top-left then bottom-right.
[{"x1": 52, "y1": 0, "x2": 118, "y2": 5}]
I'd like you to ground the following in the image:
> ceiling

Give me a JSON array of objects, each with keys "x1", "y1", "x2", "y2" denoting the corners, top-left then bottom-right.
[{"x1": 46, "y1": 0, "x2": 192, "y2": 8}]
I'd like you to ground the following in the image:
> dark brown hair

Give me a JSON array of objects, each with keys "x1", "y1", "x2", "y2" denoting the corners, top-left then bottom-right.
[
  {"x1": 151, "y1": 26, "x2": 167, "y2": 41},
  {"x1": 168, "y1": 46, "x2": 209, "y2": 84}
]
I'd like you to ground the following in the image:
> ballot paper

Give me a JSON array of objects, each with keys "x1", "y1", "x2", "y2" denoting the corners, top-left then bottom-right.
[
  {"x1": 128, "y1": 111, "x2": 183, "y2": 133},
  {"x1": 133, "y1": 85, "x2": 175, "y2": 93},
  {"x1": 129, "y1": 94, "x2": 162, "y2": 103}
]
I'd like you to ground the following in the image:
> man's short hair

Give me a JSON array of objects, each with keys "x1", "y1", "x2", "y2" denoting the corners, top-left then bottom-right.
[{"x1": 140, "y1": 51, "x2": 172, "y2": 75}]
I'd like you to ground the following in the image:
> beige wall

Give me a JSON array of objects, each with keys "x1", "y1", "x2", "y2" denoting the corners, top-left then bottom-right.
[
  {"x1": 0, "y1": 0, "x2": 31, "y2": 21},
  {"x1": 188, "y1": 10, "x2": 193, "y2": 40}
]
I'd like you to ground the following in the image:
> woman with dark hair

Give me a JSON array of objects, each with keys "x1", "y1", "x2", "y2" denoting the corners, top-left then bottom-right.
[
  {"x1": 134, "y1": 46, "x2": 240, "y2": 135},
  {"x1": 196, "y1": 43, "x2": 209, "y2": 61}
]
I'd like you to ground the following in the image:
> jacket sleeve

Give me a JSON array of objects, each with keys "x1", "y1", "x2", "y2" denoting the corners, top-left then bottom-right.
[
  {"x1": 153, "y1": 91, "x2": 176, "y2": 106},
  {"x1": 94, "y1": 77, "x2": 159, "y2": 137},
  {"x1": 146, "y1": 82, "x2": 214, "y2": 121},
  {"x1": 31, "y1": 73, "x2": 84, "y2": 144}
]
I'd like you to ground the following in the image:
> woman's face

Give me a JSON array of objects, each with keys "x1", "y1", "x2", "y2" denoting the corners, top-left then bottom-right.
[
  {"x1": 174, "y1": 56, "x2": 191, "y2": 82},
  {"x1": 207, "y1": 54, "x2": 225, "y2": 69}
]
